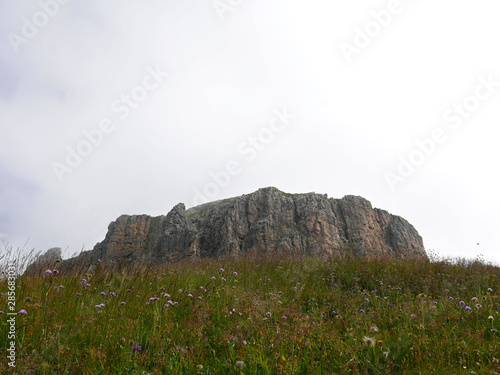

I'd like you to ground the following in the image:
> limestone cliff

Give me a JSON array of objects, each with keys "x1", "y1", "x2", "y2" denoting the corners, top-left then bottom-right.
[{"x1": 72, "y1": 187, "x2": 426, "y2": 265}]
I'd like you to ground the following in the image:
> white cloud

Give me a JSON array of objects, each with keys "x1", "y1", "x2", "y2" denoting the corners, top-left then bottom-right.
[{"x1": 1, "y1": 0, "x2": 499, "y2": 264}]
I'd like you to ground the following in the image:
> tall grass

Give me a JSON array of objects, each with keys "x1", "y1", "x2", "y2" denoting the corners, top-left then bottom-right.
[{"x1": 1, "y1": 245, "x2": 499, "y2": 374}]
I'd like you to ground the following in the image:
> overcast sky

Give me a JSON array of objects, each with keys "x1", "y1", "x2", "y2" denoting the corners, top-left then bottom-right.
[{"x1": 1, "y1": 0, "x2": 499, "y2": 265}]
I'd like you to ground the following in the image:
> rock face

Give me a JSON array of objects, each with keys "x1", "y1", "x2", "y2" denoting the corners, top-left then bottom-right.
[
  {"x1": 61, "y1": 187, "x2": 425, "y2": 267},
  {"x1": 24, "y1": 247, "x2": 62, "y2": 275}
]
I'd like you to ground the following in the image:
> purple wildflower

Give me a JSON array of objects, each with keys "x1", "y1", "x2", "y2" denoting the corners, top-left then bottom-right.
[
  {"x1": 360, "y1": 309, "x2": 365, "y2": 313},
  {"x1": 487, "y1": 288, "x2": 493, "y2": 292},
  {"x1": 133, "y1": 345, "x2": 141, "y2": 352},
  {"x1": 471, "y1": 297, "x2": 478, "y2": 302},
  {"x1": 52, "y1": 269, "x2": 59, "y2": 275},
  {"x1": 465, "y1": 306, "x2": 472, "y2": 312},
  {"x1": 233, "y1": 272, "x2": 238, "y2": 276},
  {"x1": 110, "y1": 292, "x2": 116, "y2": 297},
  {"x1": 100, "y1": 292, "x2": 106, "y2": 296},
  {"x1": 459, "y1": 301, "x2": 466, "y2": 306},
  {"x1": 18, "y1": 310, "x2": 27, "y2": 315},
  {"x1": 120, "y1": 302, "x2": 126, "y2": 305},
  {"x1": 45, "y1": 270, "x2": 52, "y2": 274}
]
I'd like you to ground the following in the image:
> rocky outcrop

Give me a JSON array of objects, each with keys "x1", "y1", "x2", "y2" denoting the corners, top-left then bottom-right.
[
  {"x1": 88, "y1": 187, "x2": 426, "y2": 262},
  {"x1": 35, "y1": 187, "x2": 425, "y2": 274}
]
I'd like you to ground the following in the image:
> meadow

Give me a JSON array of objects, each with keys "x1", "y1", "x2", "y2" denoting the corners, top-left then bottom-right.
[{"x1": 1, "y1": 247, "x2": 499, "y2": 374}]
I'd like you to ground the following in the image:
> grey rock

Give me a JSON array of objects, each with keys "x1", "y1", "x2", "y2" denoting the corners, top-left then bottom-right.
[{"x1": 68, "y1": 187, "x2": 426, "y2": 266}]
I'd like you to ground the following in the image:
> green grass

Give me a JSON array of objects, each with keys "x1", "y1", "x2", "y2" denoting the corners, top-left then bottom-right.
[{"x1": 1, "y1": 248, "x2": 499, "y2": 374}]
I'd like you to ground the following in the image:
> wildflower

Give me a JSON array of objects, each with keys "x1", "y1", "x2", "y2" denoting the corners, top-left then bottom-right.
[
  {"x1": 81, "y1": 279, "x2": 87, "y2": 284},
  {"x1": 471, "y1": 297, "x2": 478, "y2": 302},
  {"x1": 76, "y1": 293, "x2": 81, "y2": 296},
  {"x1": 163, "y1": 293, "x2": 171, "y2": 298},
  {"x1": 282, "y1": 315, "x2": 287, "y2": 320},
  {"x1": 369, "y1": 325, "x2": 379, "y2": 332},
  {"x1": 362, "y1": 336, "x2": 376, "y2": 347},
  {"x1": 371, "y1": 290, "x2": 377, "y2": 294},
  {"x1": 475, "y1": 304, "x2": 481, "y2": 309},
  {"x1": 233, "y1": 272, "x2": 238, "y2": 276},
  {"x1": 188, "y1": 294, "x2": 193, "y2": 298},
  {"x1": 465, "y1": 306, "x2": 472, "y2": 312},
  {"x1": 120, "y1": 302, "x2": 126, "y2": 305},
  {"x1": 45, "y1": 270, "x2": 52, "y2": 274},
  {"x1": 58, "y1": 285, "x2": 64, "y2": 289},
  {"x1": 487, "y1": 288, "x2": 493, "y2": 292},
  {"x1": 0, "y1": 311, "x2": 4, "y2": 314},
  {"x1": 242, "y1": 340, "x2": 247, "y2": 345},
  {"x1": 97, "y1": 259, "x2": 101, "y2": 262},
  {"x1": 266, "y1": 312, "x2": 272, "y2": 317},
  {"x1": 232, "y1": 286, "x2": 236, "y2": 289},
  {"x1": 100, "y1": 292, "x2": 106, "y2": 296},
  {"x1": 220, "y1": 268, "x2": 224, "y2": 273},
  {"x1": 133, "y1": 345, "x2": 141, "y2": 352},
  {"x1": 149, "y1": 297, "x2": 159, "y2": 302},
  {"x1": 221, "y1": 277, "x2": 226, "y2": 282},
  {"x1": 52, "y1": 269, "x2": 59, "y2": 274},
  {"x1": 365, "y1": 298, "x2": 369, "y2": 303},
  {"x1": 18, "y1": 310, "x2": 27, "y2": 315},
  {"x1": 198, "y1": 296, "x2": 202, "y2": 299},
  {"x1": 110, "y1": 292, "x2": 116, "y2": 297},
  {"x1": 235, "y1": 361, "x2": 245, "y2": 369},
  {"x1": 459, "y1": 301, "x2": 466, "y2": 306},
  {"x1": 360, "y1": 309, "x2": 365, "y2": 313},
  {"x1": 211, "y1": 276, "x2": 216, "y2": 280}
]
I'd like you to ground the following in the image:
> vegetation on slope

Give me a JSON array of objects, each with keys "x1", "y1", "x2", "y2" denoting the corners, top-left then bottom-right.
[{"x1": 1, "y1": 247, "x2": 499, "y2": 374}]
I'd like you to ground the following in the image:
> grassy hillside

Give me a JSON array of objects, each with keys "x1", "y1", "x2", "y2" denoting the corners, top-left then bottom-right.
[{"x1": 1, "y1": 249, "x2": 499, "y2": 374}]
